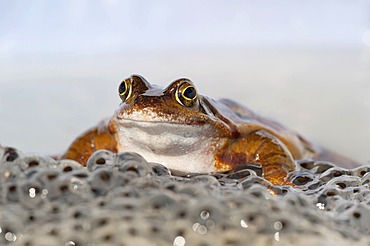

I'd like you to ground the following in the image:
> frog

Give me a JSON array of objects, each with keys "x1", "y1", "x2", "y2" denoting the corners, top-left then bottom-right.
[{"x1": 62, "y1": 75, "x2": 359, "y2": 185}]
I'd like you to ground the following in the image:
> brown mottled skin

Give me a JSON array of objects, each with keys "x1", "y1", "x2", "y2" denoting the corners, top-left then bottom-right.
[{"x1": 63, "y1": 75, "x2": 360, "y2": 185}]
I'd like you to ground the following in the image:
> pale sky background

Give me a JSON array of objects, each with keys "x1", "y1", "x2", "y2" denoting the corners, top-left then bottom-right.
[{"x1": 1, "y1": 0, "x2": 370, "y2": 163}]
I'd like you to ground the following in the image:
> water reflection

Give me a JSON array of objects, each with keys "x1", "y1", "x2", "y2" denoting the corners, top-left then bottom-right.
[{"x1": 173, "y1": 236, "x2": 186, "y2": 246}]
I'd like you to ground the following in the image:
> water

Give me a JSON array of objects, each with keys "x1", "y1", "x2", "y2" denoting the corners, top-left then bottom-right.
[{"x1": 1, "y1": 146, "x2": 370, "y2": 246}]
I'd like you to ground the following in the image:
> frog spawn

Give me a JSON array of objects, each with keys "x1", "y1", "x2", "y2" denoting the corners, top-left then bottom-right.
[{"x1": 0, "y1": 145, "x2": 370, "y2": 245}]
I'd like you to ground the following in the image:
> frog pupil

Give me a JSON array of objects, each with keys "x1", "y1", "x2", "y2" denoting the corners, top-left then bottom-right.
[
  {"x1": 184, "y1": 87, "x2": 196, "y2": 99},
  {"x1": 119, "y1": 81, "x2": 126, "y2": 95}
]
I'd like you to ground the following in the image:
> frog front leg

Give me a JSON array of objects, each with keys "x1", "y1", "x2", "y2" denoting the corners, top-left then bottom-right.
[
  {"x1": 215, "y1": 130, "x2": 296, "y2": 185},
  {"x1": 62, "y1": 120, "x2": 118, "y2": 165}
]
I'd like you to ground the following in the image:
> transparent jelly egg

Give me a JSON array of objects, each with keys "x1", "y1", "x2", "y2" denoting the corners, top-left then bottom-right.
[
  {"x1": 17, "y1": 155, "x2": 57, "y2": 171},
  {"x1": 88, "y1": 168, "x2": 123, "y2": 196},
  {"x1": 57, "y1": 159, "x2": 84, "y2": 173},
  {"x1": 116, "y1": 152, "x2": 151, "y2": 177},
  {"x1": 86, "y1": 150, "x2": 116, "y2": 172},
  {"x1": 0, "y1": 146, "x2": 24, "y2": 164}
]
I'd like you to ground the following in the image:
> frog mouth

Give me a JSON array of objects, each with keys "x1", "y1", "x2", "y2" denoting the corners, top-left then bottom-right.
[
  {"x1": 118, "y1": 118, "x2": 189, "y2": 125},
  {"x1": 116, "y1": 109, "x2": 207, "y2": 126},
  {"x1": 117, "y1": 119, "x2": 201, "y2": 134}
]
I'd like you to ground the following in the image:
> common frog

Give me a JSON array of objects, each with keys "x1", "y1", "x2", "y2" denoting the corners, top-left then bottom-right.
[{"x1": 63, "y1": 75, "x2": 359, "y2": 185}]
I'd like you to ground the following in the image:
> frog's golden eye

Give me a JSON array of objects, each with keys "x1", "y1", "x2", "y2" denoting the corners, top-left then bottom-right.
[
  {"x1": 118, "y1": 79, "x2": 132, "y2": 102},
  {"x1": 176, "y1": 82, "x2": 198, "y2": 107}
]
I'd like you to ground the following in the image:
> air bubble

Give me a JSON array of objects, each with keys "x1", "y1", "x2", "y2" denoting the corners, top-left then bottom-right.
[
  {"x1": 65, "y1": 240, "x2": 76, "y2": 246},
  {"x1": 173, "y1": 236, "x2": 186, "y2": 246},
  {"x1": 4, "y1": 232, "x2": 17, "y2": 242}
]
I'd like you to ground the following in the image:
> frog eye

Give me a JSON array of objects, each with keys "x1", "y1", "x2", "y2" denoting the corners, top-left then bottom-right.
[
  {"x1": 118, "y1": 78, "x2": 132, "y2": 102},
  {"x1": 176, "y1": 82, "x2": 198, "y2": 107}
]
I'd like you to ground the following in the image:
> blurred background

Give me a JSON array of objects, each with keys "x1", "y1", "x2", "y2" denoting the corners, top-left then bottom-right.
[{"x1": 1, "y1": 0, "x2": 370, "y2": 163}]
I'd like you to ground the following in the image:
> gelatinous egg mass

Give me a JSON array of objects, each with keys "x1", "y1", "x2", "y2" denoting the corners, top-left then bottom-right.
[{"x1": 0, "y1": 146, "x2": 370, "y2": 245}]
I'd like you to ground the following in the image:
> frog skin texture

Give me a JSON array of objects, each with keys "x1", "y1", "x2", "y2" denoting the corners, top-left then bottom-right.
[{"x1": 63, "y1": 75, "x2": 359, "y2": 185}]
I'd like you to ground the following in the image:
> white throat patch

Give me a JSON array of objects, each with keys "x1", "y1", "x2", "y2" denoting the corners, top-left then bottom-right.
[{"x1": 114, "y1": 119, "x2": 225, "y2": 173}]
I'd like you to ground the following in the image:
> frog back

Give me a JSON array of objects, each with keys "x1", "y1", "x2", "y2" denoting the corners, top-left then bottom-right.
[{"x1": 210, "y1": 98, "x2": 359, "y2": 169}]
